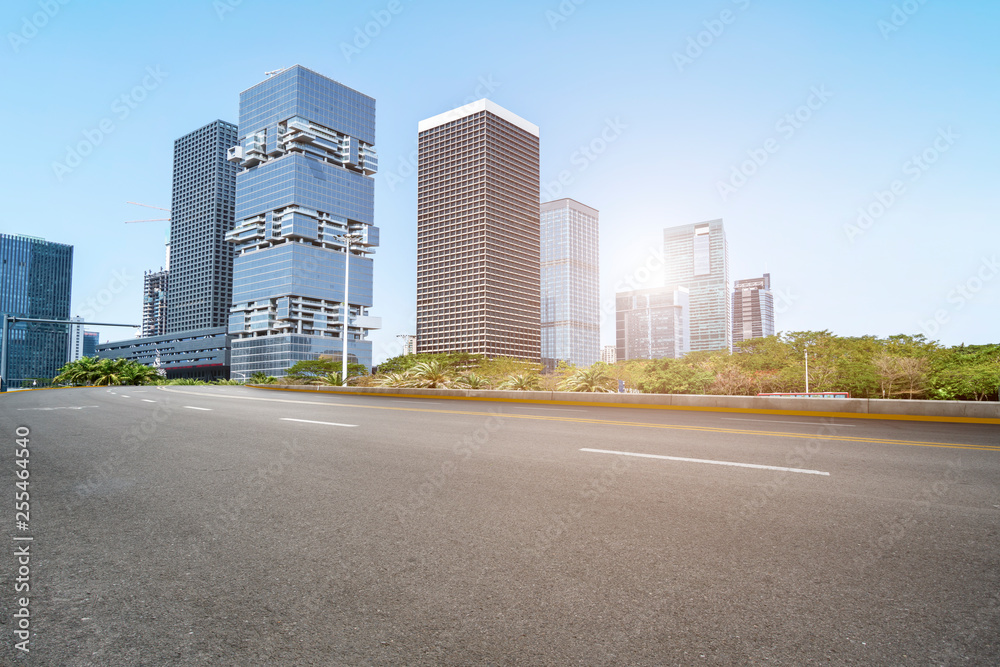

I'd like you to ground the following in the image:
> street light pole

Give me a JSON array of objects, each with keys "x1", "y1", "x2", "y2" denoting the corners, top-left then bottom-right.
[
  {"x1": 804, "y1": 348, "x2": 810, "y2": 393},
  {"x1": 335, "y1": 233, "x2": 363, "y2": 387}
]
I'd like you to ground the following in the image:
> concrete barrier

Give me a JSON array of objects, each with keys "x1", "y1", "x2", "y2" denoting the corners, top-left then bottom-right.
[{"x1": 248, "y1": 384, "x2": 1000, "y2": 423}]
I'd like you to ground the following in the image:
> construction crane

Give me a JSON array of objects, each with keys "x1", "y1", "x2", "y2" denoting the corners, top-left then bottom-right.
[{"x1": 124, "y1": 201, "x2": 171, "y2": 224}]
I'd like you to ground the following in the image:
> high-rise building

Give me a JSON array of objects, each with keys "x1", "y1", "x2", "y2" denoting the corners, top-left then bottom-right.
[
  {"x1": 166, "y1": 119, "x2": 239, "y2": 333},
  {"x1": 399, "y1": 334, "x2": 417, "y2": 356},
  {"x1": 615, "y1": 286, "x2": 689, "y2": 361},
  {"x1": 416, "y1": 99, "x2": 541, "y2": 361},
  {"x1": 227, "y1": 66, "x2": 381, "y2": 376},
  {"x1": 68, "y1": 315, "x2": 85, "y2": 362},
  {"x1": 82, "y1": 331, "x2": 99, "y2": 357},
  {"x1": 142, "y1": 269, "x2": 169, "y2": 336},
  {"x1": 0, "y1": 234, "x2": 73, "y2": 388},
  {"x1": 600, "y1": 345, "x2": 617, "y2": 365},
  {"x1": 733, "y1": 273, "x2": 775, "y2": 344},
  {"x1": 663, "y1": 219, "x2": 730, "y2": 353},
  {"x1": 540, "y1": 198, "x2": 599, "y2": 370}
]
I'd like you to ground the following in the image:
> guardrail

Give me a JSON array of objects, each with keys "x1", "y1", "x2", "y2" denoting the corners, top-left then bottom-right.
[{"x1": 249, "y1": 385, "x2": 1000, "y2": 423}]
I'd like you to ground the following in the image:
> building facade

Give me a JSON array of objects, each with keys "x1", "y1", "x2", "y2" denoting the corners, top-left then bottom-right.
[
  {"x1": 540, "y1": 198, "x2": 599, "y2": 370},
  {"x1": 142, "y1": 269, "x2": 169, "y2": 337},
  {"x1": 416, "y1": 99, "x2": 541, "y2": 361},
  {"x1": 732, "y1": 273, "x2": 775, "y2": 344},
  {"x1": 615, "y1": 286, "x2": 690, "y2": 361},
  {"x1": 97, "y1": 327, "x2": 231, "y2": 381},
  {"x1": 166, "y1": 119, "x2": 239, "y2": 333},
  {"x1": 68, "y1": 316, "x2": 85, "y2": 362},
  {"x1": 227, "y1": 66, "x2": 380, "y2": 377},
  {"x1": 600, "y1": 345, "x2": 617, "y2": 365},
  {"x1": 83, "y1": 331, "x2": 99, "y2": 357},
  {"x1": 663, "y1": 219, "x2": 730, "y2": 353},
  {"x1": 0, "y1": 234, "x2": 73, "y2": 388}
]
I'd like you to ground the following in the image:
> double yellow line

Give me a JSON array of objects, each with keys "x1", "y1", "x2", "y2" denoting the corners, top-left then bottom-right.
[{"x1": 158, "y1": 386, "x2": 1000, "y2": 452}]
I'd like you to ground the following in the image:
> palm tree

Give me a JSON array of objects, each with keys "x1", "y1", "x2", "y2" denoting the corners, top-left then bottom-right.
[
  {"x1": 249, "y1": 371, "x2": 276, "y2": 385},
  {"x1": 376, "y1": 372, "x2": 414, "y2": 388},
  {"x1": 54, "y1": 356, "x2": 102, "y2": 386},
  {"x1": 120, "y1": 362, "x2": 159, "y2": 386},
  {"x1": 319, "y1": 372, "x2": 343, "y2": 386},
  {"x1": 407, "y1": 360, "x2": 452, "y2": 388},
  {"x1": 498, "y1": 373, "x2": 541, "y2": 391},
  {"x1": 454, "y1": 373, "x2": 491, "y2": 390},
  {"x1": 559, "y1": 367, "x2": 615, "y2": 393}
]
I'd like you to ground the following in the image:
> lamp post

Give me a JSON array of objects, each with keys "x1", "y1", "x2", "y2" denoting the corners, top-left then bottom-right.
[
  {"x1": 334, "y1": 233, "x2": 364, "y2": 387},
  {"x1": 804, "y1": 347, "x2": 810, "y2": 393}
]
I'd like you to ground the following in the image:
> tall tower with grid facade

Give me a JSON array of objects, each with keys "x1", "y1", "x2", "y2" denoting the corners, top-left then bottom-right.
[
  {"x1": 0, "y1": 234, "x2": 73, "y2": 388},
  {"x1": 226, "y1": 66, "x2": 380, "y2": 376},
  {"x1": 166, "y1": 119, "x2": 238, "y2": 333},
  {"x1": 416, "y1": 99, "x2": 540, "y2": 361},
  {"x1": 663, "y1": 219, "x2": 731, "y2": 353},
  {"x1": 732, "y1": 273, "x2": 775, "y2": 344},
  {"x1": 540, "y1": 198, "x2": 599, "y2": 369}
]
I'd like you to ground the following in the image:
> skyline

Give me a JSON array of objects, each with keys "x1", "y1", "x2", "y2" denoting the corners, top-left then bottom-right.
[{"x1": 2, "y1": 1, "x2": 998, "y2": 363}]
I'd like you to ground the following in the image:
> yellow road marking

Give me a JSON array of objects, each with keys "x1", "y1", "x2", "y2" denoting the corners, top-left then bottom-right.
[
  {"x1": 155, "y1": 386, "x2": 1000, "y2": 452},
  {"x1": 247, "y1": 385, "x2": 1000, "y2": 425}
]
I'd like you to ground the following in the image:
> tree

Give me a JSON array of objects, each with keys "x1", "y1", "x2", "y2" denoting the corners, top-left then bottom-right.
[
  {"x1": 284, "y1": 359, "x2": 367, "y2": 384},
  {"x1": 407, "y1": 360, "x2": 453, "y2": 388},
  {"x1": 249, "y1": 372, "x2": 277, "y2": 384},
  {"x1": 454, "y1": 373, "x2": 491, "y2": 389},
  {"x1": 498, "y1": 373, "x2": 541, "y2": 391},
  {"x1": 54, "y1": 357, "x2": 158, "y2": 387},
  {"x1": 634, "y1": 358, "x2": 714, "y2": 394},
  {"x1": 558, "y1": 366, "x2": 615, "y2": 392}
]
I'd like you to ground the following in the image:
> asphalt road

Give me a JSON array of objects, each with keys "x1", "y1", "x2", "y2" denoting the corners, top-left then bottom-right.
[{"x1": 1, "y1": 385, "x2": 998, "y2": 665}]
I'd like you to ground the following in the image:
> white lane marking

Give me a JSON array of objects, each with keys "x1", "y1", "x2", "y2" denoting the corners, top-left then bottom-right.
[
  {"x1": 183, "y1": 406, "x2": 212, "y2": 411},
  {"x1": 721, "y1": 417, "x2": 855, "y2": 427},
  {"x1": 142, "y1": 399, "x2": 156, "y2": 403},
  {"x1": 280, "y1": 418, "x2": 357, "y2": 428},
  {"x1": 580, "y1": 448, "x2": 831, "y2": 476},
  {"x1": 121, "y1": 395, "x2": 130, "y2": 398},
  {"x1": 17, "y1": 406, "x2": 99, "y2": 411}
]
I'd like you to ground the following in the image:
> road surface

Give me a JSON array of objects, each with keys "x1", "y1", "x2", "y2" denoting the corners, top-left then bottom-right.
[{"x1": 1, "y1": 385, "x2": 998, "y2": 665}]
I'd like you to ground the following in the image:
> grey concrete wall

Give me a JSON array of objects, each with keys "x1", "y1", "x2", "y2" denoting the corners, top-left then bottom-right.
[{"x1": 251, "y1": 384, "x2": 1000, "y2": 420}]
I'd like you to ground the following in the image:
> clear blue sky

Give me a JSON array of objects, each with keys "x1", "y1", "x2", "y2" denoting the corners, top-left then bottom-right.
[{"x1": 2, "y1": 0, "x2": 997, "y2": 362}]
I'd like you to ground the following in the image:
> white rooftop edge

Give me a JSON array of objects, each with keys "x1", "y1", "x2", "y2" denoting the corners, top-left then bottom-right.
[{"x1": 418, "y1": 99, "x2": 539, "y2": 136}]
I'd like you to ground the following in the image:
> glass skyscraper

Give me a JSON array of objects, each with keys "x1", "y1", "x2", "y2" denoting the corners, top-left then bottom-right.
[
  {"x1": 0, "y1": 234, "x2": 73, "y2": 387},
  {"x1": 541, "y1": 198, "x2": 599, "y2": 369},
  {"x1": 167, "y1": 120, "x2": 238, "y2": 333},
  {"x1": 733, "y1": 273, "x2": 775, "y2": 344},
  {"x1": 226, "y1": 66, "x2": 380, "y2": 376},
  {"x1": 663, "y1": 219, "x2": 731, "y2": 353},
  {"x1": 416, "y1": 99, "x2": 540, "y2": 361},
  {"x1": 615, "y1": 286, "x2": 690, "y2": 360}
]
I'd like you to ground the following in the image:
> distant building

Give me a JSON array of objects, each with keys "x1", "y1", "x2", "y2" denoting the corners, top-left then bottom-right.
[
  {"x1": 416, "y1": 99, "x2": 540, "y2": 361},
  {"x1": 83, "y1": 331, "x2": 99, "y2": 357},
  {"x1": 732, "y1": 273, "x2": 775, "y2": 344},
  {"x1": 616, "y1": 286, "x2": 690, "y2": 361},
  {"x1": 399, "y1": 335, "x2": 417, "y2": 356},
  {"x1": 541, "y1": 198, "x2": 599, "y2": 370},
  {"x1": 142, "y1": 269, "x2": 169, "y2": 337},
  {"x1": 601, "y1": 345, "x2": 617, "y2": 365},
  {"x1": 97, "y1": 327, "x2": 231, "y2": 381},
  {"x1": 227, "y1": 66, "x2": 381, "y2": 377},
  {"x1": 68, "y1": 316, "x2": 85, "y2": 362},
  {"x1": 0, "y1": 234, "x2": 73, "y2": 388},
  {"x1": 167, "y1": 120, "x2": 239, "y2": 333},
  {"x1": 663, "y1": 220, "x2": 730, "y2": 353}
]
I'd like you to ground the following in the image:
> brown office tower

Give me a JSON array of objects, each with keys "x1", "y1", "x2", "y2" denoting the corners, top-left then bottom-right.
[{"x1": 416, "y1": 99, "x2": 540, "y2": 360}]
